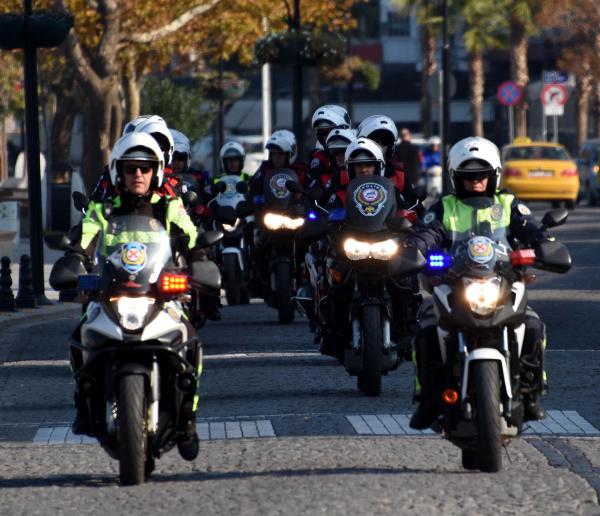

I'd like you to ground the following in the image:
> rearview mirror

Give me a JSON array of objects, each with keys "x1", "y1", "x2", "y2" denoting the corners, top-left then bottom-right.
[
  {"x1": 45, "y1": 233, "x2": 72, "y2": 251},
  {"x1": 534, "y1": 241, "x2": 571, "y2": 273},
  {"x1": 236, "y1": 200, "x2": 254, "y2": 217},
  {"x1": 541, "y1": 209, "x2": 568, "y2": 228},
  {"x1": 387, "y1": 217, "x2": 412, "y2": 233},
  {"x1": 183, "y1": 189, "x2": 199, "y2": 206},
  {"x1": 412, "y1": 184, "x2": 428, "y2": 202},
  {"x1": 49, "y1": 254, "x2": 87, "y2": 291},
  {"x1": 72, "y1": 191, "x2": 89, "y2": 212}
]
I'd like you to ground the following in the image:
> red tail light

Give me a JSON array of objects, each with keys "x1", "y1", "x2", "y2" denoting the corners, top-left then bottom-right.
[
  {"x1": 195, "y1": 204, "x2": 213, "y2": 217},
  {"x1": 160, "y1": 273, "x2": 189, "y2": 293},
  {"x1": 397, "y1": 209, "x2": 417, "y2": 223},
  {"x1": 504, "y1": 167, "x2": 522, "y2": 177},
  {"x1": 561, "y1": 168, "x2": 578, "y2": 177},
  {"x1": 510, "y1": 249, "x2": 536, "y2": 266}
]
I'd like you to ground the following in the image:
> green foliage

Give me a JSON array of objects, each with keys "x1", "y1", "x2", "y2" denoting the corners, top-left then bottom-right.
[
  {"x1": 460, "y1": 0, "x2": 508, "y2": 52},
  {"x1": 354, "y1": 59, "x2": 381, "y2": 90},
  {"x1": 140, "y1": 76, "x2": 216, "y2": 141}
]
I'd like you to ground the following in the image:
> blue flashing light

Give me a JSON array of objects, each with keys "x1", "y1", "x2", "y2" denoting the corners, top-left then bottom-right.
[
  {"x1": 308, "y1": 211, "x2": 317, "y2": 220},
  {"x1": 427, "y1": 253, "x2": 451, "y2": 269},
  {"x1": 329, "y1": 208, "x2": 346, "y2": 222},
  {"x1": 79, "y1": 274, "x2": 101, "y2": 292}
]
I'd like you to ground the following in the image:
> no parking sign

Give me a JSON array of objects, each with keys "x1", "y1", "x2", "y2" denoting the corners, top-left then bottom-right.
[
  {"x1": 497, "y1": 81, "x2": 522, "y2": 107},
  {"x1": 541, "y1": 84, "x2": 568, "y2": 116}
]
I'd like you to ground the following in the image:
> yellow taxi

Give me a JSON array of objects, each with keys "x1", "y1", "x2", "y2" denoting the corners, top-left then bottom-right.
[{"x1": 500, "y1": 138, "x2": 579, "y2": 208}]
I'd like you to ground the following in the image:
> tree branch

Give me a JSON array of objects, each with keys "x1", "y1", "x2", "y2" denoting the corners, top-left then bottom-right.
[
  {"x1": 123, "y1": 0, "x2": 222, "y2": 44},
  {"x1": 97, "y1": 0, "x2": 120, "y2": 77}
]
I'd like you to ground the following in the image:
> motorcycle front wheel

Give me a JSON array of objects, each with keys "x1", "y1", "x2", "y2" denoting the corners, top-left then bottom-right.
[
  {"x1": 473, "y1": 360, "x2": 502, "y2": 472},
  {"x1": 275, "y1": 261, "x2": 294, "y2": 324},
  {"x1": 118, "y1": 374, "x2": 147, "y2": 485},
  {"x1": 358, "y1": 304, "x2": 382, "y2": 397},
  {"x1": 223, "y1": 254, "x2": 242, "y2": 306}
]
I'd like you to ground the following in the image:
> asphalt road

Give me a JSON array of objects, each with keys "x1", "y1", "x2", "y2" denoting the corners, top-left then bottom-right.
[{"x1": 1, "y1": 204, "x2": 600, "y2": 515}]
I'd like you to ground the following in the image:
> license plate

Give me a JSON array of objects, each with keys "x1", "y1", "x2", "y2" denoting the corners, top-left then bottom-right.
[{"x1": 528, "y1": 170, "x2": 553, "y2": 177}]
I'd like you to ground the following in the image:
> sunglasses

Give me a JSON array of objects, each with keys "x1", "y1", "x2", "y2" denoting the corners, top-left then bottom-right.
[
  {"x1": 462, "y1": 171, "x2": 491, "y2": 181},
  {"x1": 123, "y1": 163, "x2": 154, "y2": 175}
]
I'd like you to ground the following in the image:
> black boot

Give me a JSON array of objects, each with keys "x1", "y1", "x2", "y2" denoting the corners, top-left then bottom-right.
[
  {"x1": 177, "y1": 419, "x2": 199, "y2": 461},
  {"x1": 524, "y1": 393, "x2": 546, "y2": 421},
  {"x1": 201, "y1": 294, "x2": 221, "y2": 321},
  {"x1": 71, "y1": 394, "x2": 92, "y2": 436},
  {"x1": 410, "y1": 401, "x2": 440, "y2": 430}
]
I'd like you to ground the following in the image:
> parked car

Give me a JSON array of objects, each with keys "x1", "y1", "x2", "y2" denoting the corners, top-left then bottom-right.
[
  {"x1": 500, "y1": 137, "x2": 579, "y2": 209},
  {"x1": 576, "y1": 138, "x2": 600, "y2": 205}
]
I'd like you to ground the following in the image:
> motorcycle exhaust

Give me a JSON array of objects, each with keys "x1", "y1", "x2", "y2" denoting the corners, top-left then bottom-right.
[{"x1": 383, "y1": 318, "x2": 391, "y2": 350}]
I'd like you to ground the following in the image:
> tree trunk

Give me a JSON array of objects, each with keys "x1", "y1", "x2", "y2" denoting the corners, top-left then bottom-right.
[
  {"x1": 0, "y1": 113, "x2": 7, "y2": 182},
  {"x1": 51, "y1": 83, "x2": 83, "y2": 166},
  {"x1": 594, "y1": 83, "x2": 600, "y2": 138},
  {"x1": 469, "y1": 51, "x2": 484, "y2": 137},
  {"x1": 510, "y1": 18, "x2": 529, "y2": 138},
  {"x1": 420, "y1": 24, "x2": 437, "y2": 137},
  {"x1": 575, "y1": 70, "x2": 592, "y2": 150},
  {"x1": 122, "y1": 57, "x2": 142, "y2": 123},
  {"x1": 81, "y1": 84, "x2": 119, "y2": 192}
]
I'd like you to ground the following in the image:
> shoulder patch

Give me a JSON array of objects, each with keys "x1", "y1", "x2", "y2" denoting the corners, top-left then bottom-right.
[
  {"x1": 423, "y1": 212, "x2": 436, "y2": 224},
  {"x1": 490, "y1": 203, "x2": 503, "y2": 221},
  {"x1": 517, "y1": 203, "x2": 531, "y2": 216},
  {"x1": 310, "y1": 158, "x2": 321, "y2": 169}
]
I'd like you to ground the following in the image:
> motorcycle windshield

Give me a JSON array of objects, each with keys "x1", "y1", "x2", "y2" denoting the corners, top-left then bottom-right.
[
  {"x1": 262, "y1": 168, "x2": 299, "y2": 211},
  {"x1": 216, "y1": 175, "x2": 245, "y2": 208},
  {"x1": 345, "y1": 176, "x2": 397, "y2": 234},
  {"x1": 450, "y1": 235, "x2": 510, "y2": 277},
  {"x1": 99, "y1": 215, "x2": 172, "y2": 296}
]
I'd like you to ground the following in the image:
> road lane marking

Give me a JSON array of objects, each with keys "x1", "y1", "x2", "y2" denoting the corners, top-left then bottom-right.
[
  {"x1": 349, "y1": 411, "x2": 598, "y2": 436},
  {"x1": 32, "y1": 419, "x2": 278, "y2": 444}
]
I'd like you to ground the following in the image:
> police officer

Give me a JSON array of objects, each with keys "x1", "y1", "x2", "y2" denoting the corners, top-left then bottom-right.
[
  {"x1": 407, "y1": 136, "x2": 552, "y2": 429},
  {"x1": 65, "y1": 132, "x2": 202, "y2": 461}
]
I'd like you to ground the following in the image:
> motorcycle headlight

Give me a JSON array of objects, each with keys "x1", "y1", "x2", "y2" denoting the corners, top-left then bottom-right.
[
  {"x1": 343, "y1": 238, "x2": 399, "y2": 261},
  {"x1": 463, "y1": 277, "x2": 501, "y2": 316},
  {"x1": 370, "y1": 239, "x2": 399, "y2": 260},
  {"x1": 343, "y1": 238, "x2": 371, "y2": 260},
  {"x1": 112, "y1": 296, "x2": 155, "y2": 331},
  {"x1": 263, "y1": 212, "x2": 304, "y2": 230},
  {"x1": 222, "y1": 218, "x2": 240, "y2": 232}
]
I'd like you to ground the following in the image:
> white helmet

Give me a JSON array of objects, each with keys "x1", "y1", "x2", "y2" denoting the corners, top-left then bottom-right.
[
  {"x1": 428, "y1": 135, "x2": 441, "y2": 146},
  {"x1": 132, "y1": 117, "x2": 174, "y2": 166},
  {"x1": 270, "y1": 129, "x2": 297, "y2": 164},
  {"x1": 219, "y1": 141, "x2": 246, "y2": 172},
  {"x1": 266, "y1": 132, "x2": 294, "y2": 164},
  {"x1": 311, "y1": 104, "x2": 351, "y2": 130},
  {"x1": 357, "y1": 115, "x2": 398, "y2": 149},
  {"x1": 344, "y1": 137, "x2": 385, "y2": 177},
  {"x1": 169, "y1": 128, "x2": 191, "y2": 167},
  {"x1": 448, "y1": 136, "x2": 502, "y2": 196},
  {"x1": 121, "y1": 114, "x2": 166, "y2": 136},
  {"x1": 326, "y1": 128, "x2": 356, "y2": 152},
  {"x1": 109, "y1": 132, "x2": 165, "y2": 188}
]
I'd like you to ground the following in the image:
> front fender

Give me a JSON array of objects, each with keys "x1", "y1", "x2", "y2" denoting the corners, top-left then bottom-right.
[{"x1": 461, "y1": 348, "x2": 512, "y2": 401}]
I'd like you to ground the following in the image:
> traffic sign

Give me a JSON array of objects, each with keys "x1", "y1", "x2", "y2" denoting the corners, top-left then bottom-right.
[
  {"x1": 543, "y1": 71, "x2": 569, "y2": 85},
  {"x1": 541, "y1": 84, "x2": 568, "y2": 107},
  {"x1": 544, "y1": 104, "x2": 564, "y2": 116},
  {"x1": 497, "y1": 81, "x2": 522, "y2": 107}
]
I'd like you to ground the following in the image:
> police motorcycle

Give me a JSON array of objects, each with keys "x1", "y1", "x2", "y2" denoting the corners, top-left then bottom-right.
[
  {"x1": 251, "y1": 167, "x2": 306, "y2": 324},
  {"x1": 50, "y1": 215, "x2": 222, "y2": 485},
  {"x1": 391, "y1": 209, "x2": 571, "y2": 472},
  {"x1": 292, "y1": 175, "x2": 416, "y2": 396},
  {"x1": 208, "y1": 175, "x2": 250, "y2": 305}
]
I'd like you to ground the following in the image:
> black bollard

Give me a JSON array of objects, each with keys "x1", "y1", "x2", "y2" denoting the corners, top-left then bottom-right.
[
  {"x1": 16, "y1": 254, "x2": 37, "y2": 309},
  {"x1": 0, "y1": 256, "x2": 17, "y2": 312}
]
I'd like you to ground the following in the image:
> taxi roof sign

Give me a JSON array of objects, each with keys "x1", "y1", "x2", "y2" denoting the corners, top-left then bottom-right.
[{"x1": 512, "y1": 137, "x2": 532, "y2": 145}]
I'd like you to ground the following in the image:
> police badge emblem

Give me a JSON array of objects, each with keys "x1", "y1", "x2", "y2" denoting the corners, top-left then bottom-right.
[
  {"x1": 269, "y1": 173, "x2": 292, "y2": 199},
  {"x1": 353, "y1": 183, "x2": 387, "y2": 216}
]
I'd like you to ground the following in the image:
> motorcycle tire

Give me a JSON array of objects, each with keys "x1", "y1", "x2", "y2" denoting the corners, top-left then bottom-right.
[
  {"x1": 358, "y1": 304, "x2": 382, "y2": 397},
  {"x1": 223, "y1": 254, "x2": 241, "y2": 306},
  {"x1": 118, "y1": 374, "x2": 147, "y2": 486},
  {"x1": 275, "y1": 261, "x2": 294, "y2": 324},
  {"x1": 473, "y1": 360, "x2": 502, "y2": 472}
]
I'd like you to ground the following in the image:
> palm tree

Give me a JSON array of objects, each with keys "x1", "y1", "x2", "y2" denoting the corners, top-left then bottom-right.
[
  {"x1": 394, "y1": 0, "x2": 442, "y2": 137},
  {"x1": 504, "y1": 0, "x2": 542, "y2": 138},
  {"x1": 460, "y1": 0, "x2": 507, "y2": 136}
]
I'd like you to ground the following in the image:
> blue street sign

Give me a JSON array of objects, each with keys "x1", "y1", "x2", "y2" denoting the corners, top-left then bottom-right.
[
  {"x1": 497, "y1": 81, "x2": 522, "y2": 107},
  {"x1": 543, "y1": 71, "x2": 569, "y2": 84}
]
